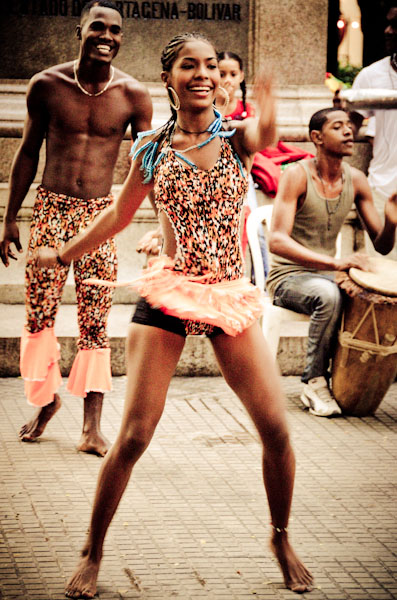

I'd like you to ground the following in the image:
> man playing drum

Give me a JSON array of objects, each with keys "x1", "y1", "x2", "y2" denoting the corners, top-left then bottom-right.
[{"x1": 266, "y1": 108, "x2": 397, "y2": 417}]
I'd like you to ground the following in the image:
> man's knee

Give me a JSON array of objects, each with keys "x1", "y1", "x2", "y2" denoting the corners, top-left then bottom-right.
[{"x1": 313, "y1": 280, "x2": 342, "y2": 316}]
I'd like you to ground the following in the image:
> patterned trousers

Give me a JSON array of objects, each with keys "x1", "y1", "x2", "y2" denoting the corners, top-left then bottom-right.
[
  {"x1": 25, "y1": 186, "x2": 117, "y2": 348},
  {"x1": 21, "y1": 186, "x2": 117, "y2": 406}
]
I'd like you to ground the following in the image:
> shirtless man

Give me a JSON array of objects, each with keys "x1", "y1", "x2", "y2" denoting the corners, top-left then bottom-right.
[{"x1": 0, "y1": 0, "x2": 153, "y2": 455}]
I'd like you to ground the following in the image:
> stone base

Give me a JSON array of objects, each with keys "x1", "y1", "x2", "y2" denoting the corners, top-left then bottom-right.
[{"x1": 0, "y1": 304, "x2": 308, "y2": 378}]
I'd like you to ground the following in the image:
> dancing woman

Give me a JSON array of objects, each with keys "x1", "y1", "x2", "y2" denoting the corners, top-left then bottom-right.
[{"x1": 36, "y1": 32, "x2": 313, "y2": 597}]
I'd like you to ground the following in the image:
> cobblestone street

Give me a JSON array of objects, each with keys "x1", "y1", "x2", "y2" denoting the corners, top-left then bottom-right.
[{"x1": 1, "y1": 376, "x2": 397, "y2": 600}]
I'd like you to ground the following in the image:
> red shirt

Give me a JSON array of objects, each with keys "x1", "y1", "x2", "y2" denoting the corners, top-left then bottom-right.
[{"x1": 224, "y1": 99, "x2": 255, "y2": 121}]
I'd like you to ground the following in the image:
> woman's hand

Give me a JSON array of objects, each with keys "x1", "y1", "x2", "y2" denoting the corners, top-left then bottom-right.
[
  {"x1": 34, "y1": 247, "x2": 67, "y2": 269},
  {"x1": 136, "y1": 227, "x2": 162, "y2": 255},
  {"x1": 240, "y1": 67, "x2": 276, "y2": 156},
  {"x1": 254, "y1": 67, "x2": 276, "y2": 138}
]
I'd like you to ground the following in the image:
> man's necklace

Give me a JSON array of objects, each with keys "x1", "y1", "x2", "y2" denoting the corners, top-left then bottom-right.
[
  {"x1": 73, "y1": 60, "x2": 114, "y2": 97},
  {"x1": 314, "y1": 160, "x2": 345, "y2": 231}
]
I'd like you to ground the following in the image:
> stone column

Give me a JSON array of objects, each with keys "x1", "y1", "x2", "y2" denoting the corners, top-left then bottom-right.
[{"x1": 249, "y1": 0, "x2": 328, "y2": 84}]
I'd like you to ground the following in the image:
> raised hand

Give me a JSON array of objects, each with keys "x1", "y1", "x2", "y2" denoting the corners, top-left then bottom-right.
[{"x1": 254, "y1": 67, "x2": 276, "y2": 133}]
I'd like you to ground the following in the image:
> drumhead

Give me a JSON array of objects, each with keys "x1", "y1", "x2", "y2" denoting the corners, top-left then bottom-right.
[{"x1": 350, "y1": 257, "x2": 397, "y2": 297}]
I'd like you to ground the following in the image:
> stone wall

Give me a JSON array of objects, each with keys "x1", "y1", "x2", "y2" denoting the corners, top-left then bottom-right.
[{"x1": 1, "y1": 0, "x2": 328, "y2": 84}]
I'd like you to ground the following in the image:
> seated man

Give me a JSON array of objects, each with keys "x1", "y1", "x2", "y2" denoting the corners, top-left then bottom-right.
[{"x1": 266, "y1": 107, "x2": 397, "y2": 417}]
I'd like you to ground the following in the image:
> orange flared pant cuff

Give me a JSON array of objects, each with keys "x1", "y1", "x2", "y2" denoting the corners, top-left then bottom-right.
[
  {"x1": 20, "y1": 327, "x2": 62, "y2": 407},
  {"x1": 67, "y1": 348, "x2": 112, "y2": 398}
]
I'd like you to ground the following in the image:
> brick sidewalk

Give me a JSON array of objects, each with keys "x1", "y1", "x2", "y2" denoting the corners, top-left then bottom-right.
[{"x1": 1, "y1": 376, "x2": 396, "y2": 600}]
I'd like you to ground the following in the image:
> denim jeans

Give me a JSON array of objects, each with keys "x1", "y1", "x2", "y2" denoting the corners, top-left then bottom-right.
[{"x1": 273, "y1": 272, "x2": 343, "y2": 383}]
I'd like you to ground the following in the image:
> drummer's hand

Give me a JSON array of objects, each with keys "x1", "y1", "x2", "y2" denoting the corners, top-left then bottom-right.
[
  {"x1": 332, "y1": 90, "x2": 345, "y2": 110},
  {"x1": 334, "y1": 252, "x2": 372, "y2": 272},
  {"x1": 385, "y1": 193, "x2": 397, "y2": 225}
]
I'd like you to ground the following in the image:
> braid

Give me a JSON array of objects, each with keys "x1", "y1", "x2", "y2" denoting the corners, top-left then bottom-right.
[{"x1": 240, "y1": 79, "x2": 247, "y2": 115}]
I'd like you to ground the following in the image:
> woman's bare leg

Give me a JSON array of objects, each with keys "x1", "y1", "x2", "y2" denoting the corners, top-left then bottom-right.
[
  {"x1": 211, "y1": 322, "x2": 313, "y2": 593},
  {"x1": 65, "y1": 324, "x2": 185, "y2": 599}
]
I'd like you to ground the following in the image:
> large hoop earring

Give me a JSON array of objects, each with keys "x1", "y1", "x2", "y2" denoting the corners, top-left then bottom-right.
[
  {"x1": 213, "y1": 86, "x2": 229, "y2": 112},
  {"x1": 167, "y1": 86, "x2": 180, "y2": 111}
]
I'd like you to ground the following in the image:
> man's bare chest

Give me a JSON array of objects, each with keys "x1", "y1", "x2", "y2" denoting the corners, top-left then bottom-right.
[{"x1": 48, "y1": 96, "x2": 130, "y2": 139}]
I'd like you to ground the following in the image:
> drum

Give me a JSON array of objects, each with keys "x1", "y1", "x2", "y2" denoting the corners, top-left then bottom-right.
[{"x1": 332, "y1": 257, "x2": 397, "y2": 416}]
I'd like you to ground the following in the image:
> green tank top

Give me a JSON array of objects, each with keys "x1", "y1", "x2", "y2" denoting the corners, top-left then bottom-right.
[{"x1": 266, "y1": 159, "x2": 354, "y2": 297}]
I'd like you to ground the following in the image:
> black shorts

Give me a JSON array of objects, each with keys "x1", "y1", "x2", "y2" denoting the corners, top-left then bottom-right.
[{"x1": 131, "y1": 297, "x2": 224, "y2": 338}]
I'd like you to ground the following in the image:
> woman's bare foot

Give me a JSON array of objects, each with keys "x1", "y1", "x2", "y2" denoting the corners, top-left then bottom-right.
[
  {"x1": 270, "y1": 531, "x2": 313, "y2": 593},
  {"x1": 19, "y1": 394, "x2": 62, "y2": 441},
  {"x1": 77, "y1": 431, "x2": 110, "y2": 457},
  {"x1": 65, "y1": 552, "x2": 100, "y2": 598}
]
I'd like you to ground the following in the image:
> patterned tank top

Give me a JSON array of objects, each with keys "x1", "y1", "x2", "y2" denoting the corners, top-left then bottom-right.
[{"x1": 154, "y1": 137, "x2": 249, "y2": 283}]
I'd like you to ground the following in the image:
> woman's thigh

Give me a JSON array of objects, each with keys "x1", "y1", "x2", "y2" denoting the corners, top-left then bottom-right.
[
  {"x1": 211, "y1": 322, "x2": 289, "y2": 442},
  {"x1": 119, "y1": 323, "x2": 186, "y2": 434}
]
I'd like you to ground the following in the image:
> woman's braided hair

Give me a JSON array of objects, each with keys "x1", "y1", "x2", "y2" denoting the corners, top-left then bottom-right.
[{"x1": 155, "y1": 32, "x2": 217, "y2": 146}]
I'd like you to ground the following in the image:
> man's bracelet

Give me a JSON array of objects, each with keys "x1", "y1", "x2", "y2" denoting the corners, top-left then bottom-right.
[{"x1": 56, "y1": 250, "x2": 68, "y2": 267}]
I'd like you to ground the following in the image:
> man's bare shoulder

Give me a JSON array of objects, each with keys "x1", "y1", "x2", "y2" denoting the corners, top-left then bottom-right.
[
  {"x1": 29, "y1": 62, "x2": 74, "y2": 91},
  {"x1": 113, "y1": 69, "x2": 150, "y2": 98},
  {"x1": 281, "y1": 160, "x2": 308, "y2": 184},
  {"x1": 348, "y1": 163, "x2": 371, "y2": 198},
  {"x1": 276, "y1": 160, "x2": 309, "y2": 204},
  {"x1": 349, "y1": 163, "x2": 368, "y2": 186}
]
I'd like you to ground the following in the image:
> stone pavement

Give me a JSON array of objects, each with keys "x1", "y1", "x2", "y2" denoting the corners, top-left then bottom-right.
[{"x1": 0, "y1": 375, "x2": 397, "y2": 600}]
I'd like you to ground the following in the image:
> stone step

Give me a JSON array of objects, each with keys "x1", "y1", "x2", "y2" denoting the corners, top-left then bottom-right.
[
  {"x1": 0, "y1": 80, "x2": 373, "y2": 186},
  {"x1": 0, "y1": 303, "x2": 308, "y2": 378}
]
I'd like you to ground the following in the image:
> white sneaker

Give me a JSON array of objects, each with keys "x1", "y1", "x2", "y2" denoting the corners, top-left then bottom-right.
[{"x1": 300, "y1": 376, "x2": 342, "y2": 417}]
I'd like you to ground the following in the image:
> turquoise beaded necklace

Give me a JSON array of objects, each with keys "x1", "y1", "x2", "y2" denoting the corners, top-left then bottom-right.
[{"x1": 131, "y1": 109, "x2": 237, "y2": 183}]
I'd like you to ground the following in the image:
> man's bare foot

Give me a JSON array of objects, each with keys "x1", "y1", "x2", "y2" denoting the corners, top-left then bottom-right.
[
  {"x1": 77, "y1": 431, "x2": 110, "y2": 457},
  {"x1": 270, "y1": 531, "x2": 313, "y2": 593},
  {"x1": 65, "y1": 552, "x2": 100, "y2": 598},
  {"x1": 19, "y1": 394, "x2": 62, "y2": 442}
]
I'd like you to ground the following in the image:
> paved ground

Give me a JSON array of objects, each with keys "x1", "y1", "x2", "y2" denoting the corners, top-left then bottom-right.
[{"x1": 0, "y1": 375, "x2": 396, "y2": 600}]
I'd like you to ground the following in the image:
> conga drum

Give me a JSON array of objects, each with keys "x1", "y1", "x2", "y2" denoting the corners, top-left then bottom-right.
[{"x1": 332, "y1": 257, "x2": 397, "y2": 416}]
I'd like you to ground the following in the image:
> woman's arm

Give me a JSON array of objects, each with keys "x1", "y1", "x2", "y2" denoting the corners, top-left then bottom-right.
[
  {"x1": 36, "y1": 158, "x2": 153, "y2": 267},
  {"x1": 230, "y1": 69, "x2": 277, "y2": 168}
]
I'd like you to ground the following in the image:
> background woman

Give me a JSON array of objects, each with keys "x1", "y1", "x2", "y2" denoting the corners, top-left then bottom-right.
[
  {"x1": 218, "y1": 50, "x2": 255, "y2": 120},
  {"x1": 218, "y1": 50, "x2": 268, "y2": 277}
]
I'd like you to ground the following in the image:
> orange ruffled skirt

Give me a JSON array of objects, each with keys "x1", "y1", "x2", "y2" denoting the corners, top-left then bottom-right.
[{"x1": 85, "y1": 256, "x2": 265, "y2": 337}]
